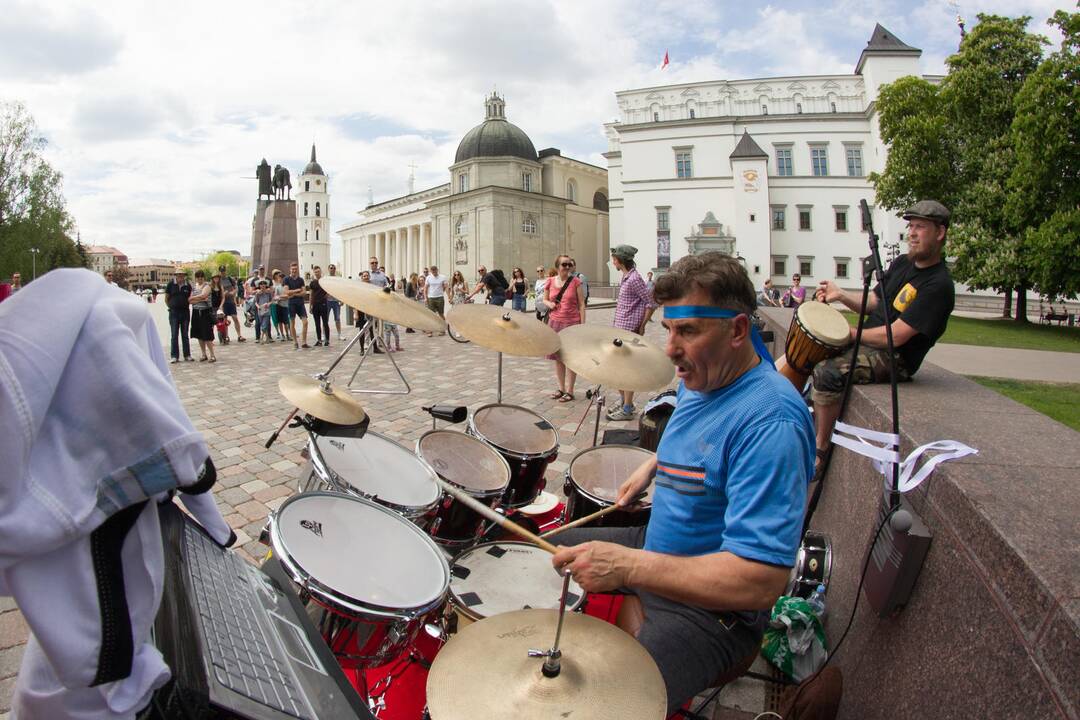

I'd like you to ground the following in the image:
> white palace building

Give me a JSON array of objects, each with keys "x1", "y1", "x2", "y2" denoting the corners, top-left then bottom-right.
[{"x1": 605, "y1": 24, "x2": 938, "y2": 289}]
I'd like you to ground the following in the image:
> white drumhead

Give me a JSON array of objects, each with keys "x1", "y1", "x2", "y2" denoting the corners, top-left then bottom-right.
[
  {"x1": 796, "y1": 302, "x2": 851, "y2": 347},
  {"x1": 568, "y1": 445, "x2": 656, "y2": 505},
  {"x1": 315, "y1": 432, "x2": 440, "y2": 509},
  {"x1": 274, "y1": 493, "x2": 449, "y2": 609},
  {"x1": 450, "y1": 542, "x2": 584, "y2": 618}
]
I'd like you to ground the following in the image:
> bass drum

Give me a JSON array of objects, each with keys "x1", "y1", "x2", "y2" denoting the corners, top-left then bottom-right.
[
  {"x1": 563, "y1": 445, "x2": 656, "y2": 528},
  {"x1": 787, "y1": 530, "x2": 833, "y2": 599},
  {"x1": 268, "y1": 492, "x2": 450, "y2": 668}
]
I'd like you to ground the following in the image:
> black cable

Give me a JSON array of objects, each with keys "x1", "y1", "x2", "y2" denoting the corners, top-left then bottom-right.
[{"x1": 783, "y1": 504, "x2": 899, "y2": 717}]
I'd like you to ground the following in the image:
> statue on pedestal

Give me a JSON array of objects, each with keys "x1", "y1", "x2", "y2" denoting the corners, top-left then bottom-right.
[
  {"x1": 273, "y1": 164, "x2": 292, "y2": 200},
  {"x1": 256, "y1": 159, "x2": 273, "y2": 200}
]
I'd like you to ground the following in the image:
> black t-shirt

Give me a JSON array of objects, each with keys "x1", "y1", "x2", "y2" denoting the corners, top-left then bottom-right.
[
  {"x1": 283, "y1": 275, "x2": 306, "y2": 304},
  {"x1": 309, "y1": 278, "x2": 327, "y2": 304},
  {"x1": 165, "y1": 280, "x2": 191, "y2": 312},
  {"x1": 865, "y1": 255, "x2": 954, "y2": 374},
  {"x1": 512, "y1": 279, "x2": 527, "y2": 297},
  {"x1": 482, "y1": 271, "x2": 508, "y2": 295}
]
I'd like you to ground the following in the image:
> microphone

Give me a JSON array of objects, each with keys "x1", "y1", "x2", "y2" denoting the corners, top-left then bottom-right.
[{"x1": 859, "y1": 198, "x2": 874, "y2": 234}]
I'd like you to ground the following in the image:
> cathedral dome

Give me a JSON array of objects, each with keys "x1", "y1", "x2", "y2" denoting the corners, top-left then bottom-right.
[
  {"x1": 454, "y1": 93, "x2": 537, "y2": 164},
  {"x1": 303, "y1": 144, "x2": 325, "y2": 176}
]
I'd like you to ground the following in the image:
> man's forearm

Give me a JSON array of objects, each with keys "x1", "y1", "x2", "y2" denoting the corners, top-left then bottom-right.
[{"x1": 626, "y1": 550, "x2": 788, "y2": 611}]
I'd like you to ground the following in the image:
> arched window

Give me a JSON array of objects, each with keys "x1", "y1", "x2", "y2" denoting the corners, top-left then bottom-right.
[
  {"x1": 304, "y1": 229, "x2": 309, "y2": 242},
  {"x1": 566, "y1": 179, "x2": 577, "y2": 204},
  {"x1": 315, "y1": 202, "x2": 321, "y2": 217},
  {"x1": 305, "y1": 181, "x2": 310, "y2": 191},
  {"x1": 316, "y1": 229, "x2": 320, "y2": 241},
  {"x1": 592, "y1": 191, "x2": 608, "y2": 212},
  {"x1": 304, "y1": 202, "x2": 309, "y2": 216}
]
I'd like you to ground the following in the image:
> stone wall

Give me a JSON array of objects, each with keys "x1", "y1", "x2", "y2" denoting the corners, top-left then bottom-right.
[{"x1": 759, "y1": 307, "x2": 1079, "y2": 720}]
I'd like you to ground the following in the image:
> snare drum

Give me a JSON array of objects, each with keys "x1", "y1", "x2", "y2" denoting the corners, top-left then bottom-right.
[
  {"x1": 416, "y1": 430, "x2": 511, "y2": 548},
  {"x1": 776, "y1": 302, "x2": 851, "y2": 390},
  {"x1": 448, "y1": 541, "x2": 585, "y2": 628},
  {"x1": 302, "y1": 432, "x2": 441, "y2": 524},
  {"x1": 787, "y1": 530, "x2": 833, "y2": 599},
  {"x1": 268, "y1": 492, "x2": 450, "y2": 668},
  {"x1": 468, "y1": 404, "x2": 559, "y2": 508},
  {"x1": 564, "y1": 445, "x2": 656, "y2": 528}
]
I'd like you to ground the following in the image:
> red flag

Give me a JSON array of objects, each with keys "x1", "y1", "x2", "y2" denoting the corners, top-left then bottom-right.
[{"x1": 661, "y1": 51, "x2": 669, "y2": 69}]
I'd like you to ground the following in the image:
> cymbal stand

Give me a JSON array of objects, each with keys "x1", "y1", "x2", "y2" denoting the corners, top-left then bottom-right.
[
  {"x1": 574, "y1": 385, "x2": 606, "y2": 447},
  {"x1": 528, "y1": 569, "x2": 573, "y2": 677},
  {"x1": 316, "y1": 317, "x2": 411, "y2": 395},
  {"x1": 497, "y1": 351, "x2": 503, "y2": 404}
]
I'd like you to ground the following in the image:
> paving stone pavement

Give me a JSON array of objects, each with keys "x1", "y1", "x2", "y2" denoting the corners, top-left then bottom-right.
[{"x1": 0, "y1": 303, "x2": 674, "y2": 714}]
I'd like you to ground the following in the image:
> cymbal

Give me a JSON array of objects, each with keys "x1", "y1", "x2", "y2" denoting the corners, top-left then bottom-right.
[
  {"x1": 426, "y1": 608, "x2": 667, "y2": 720},
  {"x1": 278, "y1": 376, "x2": 367, "y2": 425},
  {"x1": 557, "y1": 325, "x2": 674, "y2": 391},
  {"x1": 319, "y1": 276, "x2": 445, "y2": 333},
  {"x1": 446, "y1": 304, "x2": 560, "y2": 357}
]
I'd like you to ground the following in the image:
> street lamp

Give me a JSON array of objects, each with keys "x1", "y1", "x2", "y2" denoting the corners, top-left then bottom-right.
[{"x1": 29, "y1": 247, "x2": 40, "y2": 280}]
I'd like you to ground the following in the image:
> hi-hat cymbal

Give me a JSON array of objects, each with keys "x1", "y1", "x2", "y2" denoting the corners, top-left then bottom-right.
[
  {"x1": 278, "y1": 376, "x2": 367, "y2": 425},
  {"x1": 557, "y1": 325, "x2": 674, "y2": 391},
  {"x1": 426, "y1": 608, "x2": 667, "y2": 720},
  {"x1": 320, "y1": 276, "x2": 445, "y2": 333},
  {"x1": 446, "y1": 304, "x2": 560, "y2": 357}
]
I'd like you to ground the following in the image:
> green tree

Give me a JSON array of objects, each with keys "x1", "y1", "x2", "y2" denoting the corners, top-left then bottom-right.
[
  {"x1": 1008, "y1": 10, "x2": 1080, "y2": 301},
  {"x1": 199, "y1": 251, "x2": 243, "y2": 281},
  {"x1": 870, "y1": 14, "x2": 1046, "y2": 321},
  {"x1": 0, "y1": 101, "x2": 80, "y2": 282}
]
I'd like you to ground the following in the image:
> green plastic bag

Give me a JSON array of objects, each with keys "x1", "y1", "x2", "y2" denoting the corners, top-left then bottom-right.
[{"x1": 761, "y1": 595, "x2": 828, "y2": 682}]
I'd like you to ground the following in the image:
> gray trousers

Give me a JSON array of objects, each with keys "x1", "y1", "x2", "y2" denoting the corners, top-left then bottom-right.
[{"x1": 554, "y1": 526, "x2": 764, "y2": 714}]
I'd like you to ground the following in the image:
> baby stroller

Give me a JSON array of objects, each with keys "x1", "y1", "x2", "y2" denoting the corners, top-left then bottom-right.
[{"x1": 243, "y1": 297, "x2": 257, "y2": 327}]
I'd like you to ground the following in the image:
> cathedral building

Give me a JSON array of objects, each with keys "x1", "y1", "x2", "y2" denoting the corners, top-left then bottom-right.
[{"x1": 338, "y1": 94, "x2": 610, "y2": 283}]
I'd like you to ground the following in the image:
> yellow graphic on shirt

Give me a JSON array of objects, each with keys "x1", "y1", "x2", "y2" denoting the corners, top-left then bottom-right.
[{"x1": 893, "y1": 283, "x2": 917, "y2": 313}]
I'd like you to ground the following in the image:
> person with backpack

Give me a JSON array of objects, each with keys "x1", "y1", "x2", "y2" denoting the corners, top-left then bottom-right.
[
  {"x1": 545, "y1": 254, "x2": 586, "y2": 402},
  {"x1": 467, "y1": 265, "x2": 510, "y2": 306}
]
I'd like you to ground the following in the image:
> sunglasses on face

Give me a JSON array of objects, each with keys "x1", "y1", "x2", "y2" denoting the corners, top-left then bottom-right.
[{"x1": 560, "y1": 262, "x2": 573, "y2": 268}]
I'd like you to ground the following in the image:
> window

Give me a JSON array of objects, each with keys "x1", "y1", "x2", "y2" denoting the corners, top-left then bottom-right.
[
  {"x1": 304, "y1": 202, "x2": 309, "y2": 216},
  {"x1": 566, "y1": 179, "x2": 577, "y2": 203},
  {"x1": 762, "y1": 105, "x2": 768, "y2": 115},
  {"x1": 799, "y1": 258, "x2": 813, "y2": 277},
  {"x1": 776, "y1": 148, "x2": 793, "y2": 176},
  {"x1": 749, "y1": 213, "x2": 755, "y2": 222},
  {"x1": 675, "y1": 151, "x2": 693, "y2": 178},
  {"x1": 593, "y1": 191, "x2": 609, "y2": 211},
  {"x1": 835, "y1": 259, "x2": 849, "y2": 279},
  {"x1": 458, "y1": 173, "x2": 469, "y2": 193},
  {"x1": 305, "y1": 181, "x2": 310, "y2": 191},
  {"x1": 316, "y1": 229, "x2": 320, "y2": 241},
  {"x1": 315, "y1": 202, "x2": 321, "y2": 217},
  {"x1": 835, "y1": 209, "x2": 847, "y2": 231},
  {"x1": 773, "y1": 256, "x2": 786, "y2": 276},
  {"x1": 831, "y1": 102, "x2": 837, "y2": 113},
  {"x1": 796, "y1": 103, "x2": 803, "y2": 114},
  {"x1": 689, "y1": 108, "x2": 696, "y2": 119},
  {"x1": 304, "y1": 229, "x2": 309, "y2": 242},
  {"x1": 522, "y1": 214, "x2": 536, "y2": 233},
  {"x1": 810, "y1": 146, "x2": 829, "y2": 176},
  {"x1": 798, "y1": 207, "x2": 812, "y2": 231},
  {"x1": 846, "y1": 146, "x2": 863, "y2": 176},
  {"x1": 657, "y1": 209, "x2": 670, "y2": 231},
  {"x1": 653, "y1": 112, "x2": 659, "y2": 122},
  {"x1": 772, "y1": 207, "x2": 786, "y2": 230}
]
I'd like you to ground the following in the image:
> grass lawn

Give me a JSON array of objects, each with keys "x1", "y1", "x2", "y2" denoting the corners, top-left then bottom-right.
[
  {"x1": 970, "y1": 377, "x2": 1080, "y2": 432},
  {"x1": 842, "y1": 312, "x2": 1080, "y2": 353}
]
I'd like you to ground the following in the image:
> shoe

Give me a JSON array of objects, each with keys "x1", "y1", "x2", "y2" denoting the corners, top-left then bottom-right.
[
  {"x1": 237, "y1": 336, "x2": 246, "y2": 342},
  {"x1": 184, "y1": 357, "x2": 194, "y2": 362},
  {"x1": 324, "y1": 342, "x2": 330, "y2": 348},
  {"x1": 302, "y1": 343, "x2": 311, "y2": 349},
  {"x1": 338, "y1": 334, "x2": 345, "y2": 341},
  {"x1": 373, "y1": 348, "x2": 385, "y2": 354},
  {"x1": 170, "y1": 358, "x2": 179, "y2": 364},
  {"x1": 395, "y1": 346, "x2": 403, "y2": 351},
  {"x1": 209, "y1": 357, "x2": 217, "y2": 363},
  {"x1": 557, "y1": 392, "x2": 575, "y2": 403},
  {"x1": 606, "y1": 407, "x2": 636, "y2": 421},
  {"x1": 199, "y1": 357, "x2": 208, "y2": 362}
]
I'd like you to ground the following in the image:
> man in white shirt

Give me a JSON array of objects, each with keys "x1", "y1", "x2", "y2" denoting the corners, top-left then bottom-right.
[{"x1": 424, "y1": 265, "x2": 448, "y2": 336}]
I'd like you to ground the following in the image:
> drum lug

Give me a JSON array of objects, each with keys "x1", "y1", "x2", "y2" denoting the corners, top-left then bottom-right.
[
  {"x1": 429, "y1": 517, "x2": 443, "y2": 536},
  {"x1": 258, "y1": 522, "x2": 271, "y2": 546},
  {"x1": 300, "y1": 445, "x2": 310, "y2": 460},
  {"x1": 563, "y1": 474, "x2": 573, "y2": 496},
  {"x1": 442, "y1": 495, "x2": 454, "y2": 510}
]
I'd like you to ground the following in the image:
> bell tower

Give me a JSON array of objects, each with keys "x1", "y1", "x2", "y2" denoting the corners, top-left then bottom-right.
[{"x1": 295, "y1": 144, "x2": 330, "y2": 277}]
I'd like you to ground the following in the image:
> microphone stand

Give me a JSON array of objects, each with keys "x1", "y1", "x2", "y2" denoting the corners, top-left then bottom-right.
[{"x1": 802, "y1": 199, "x2": 902, "y2": 535}]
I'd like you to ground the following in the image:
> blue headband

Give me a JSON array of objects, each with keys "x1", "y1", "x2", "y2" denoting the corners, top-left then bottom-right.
[{"x1": 663, "y1": 305, "x2": 775, "y2": 369}]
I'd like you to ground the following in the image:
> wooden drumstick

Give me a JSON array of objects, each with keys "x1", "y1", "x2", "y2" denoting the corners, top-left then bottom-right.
[
  {"x1": 541, "y1": 491, "x2": 649, "y2": 539},
  {"x1": 433, "y1": 476, "x2": 559, "y2": 554}
]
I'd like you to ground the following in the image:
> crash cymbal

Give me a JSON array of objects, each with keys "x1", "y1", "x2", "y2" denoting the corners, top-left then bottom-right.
[
  {"x1": 426, "y1": 608, "x2": 666, "y2": 720},
  {"x1": 319, "y1": 276, "x2": 445, "y2": 333},
  {"x1": 278, "y1": 376, "x2": 367, "y2": 425},
  {"x1": 446, "y1": 304, "x2": 560, "y2": 357},
  {"x1": 557, "y1": 325, "x2": 674, "y2": 391}
]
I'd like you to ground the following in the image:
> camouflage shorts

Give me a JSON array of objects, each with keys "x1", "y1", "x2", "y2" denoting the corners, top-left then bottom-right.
[{"x1": 811, "y1": 346, "x2": 910, "y2": 405}]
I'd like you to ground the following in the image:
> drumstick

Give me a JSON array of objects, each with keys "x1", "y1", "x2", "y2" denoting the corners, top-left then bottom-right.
[
  {"x1": 433, "y1": 476, "x2": 559, "y2": 554},
  {"x1": 540, "y1": 491, "x2": 649, "y2": 539}
]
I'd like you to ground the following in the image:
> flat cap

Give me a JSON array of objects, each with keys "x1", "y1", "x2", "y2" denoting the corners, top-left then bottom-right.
[
  {"x1": 903, "y1": 200, "x2": 950, "y2": 227},
  {"x1": 610, "y1": 244, "x2": 638, "y2": 263}
]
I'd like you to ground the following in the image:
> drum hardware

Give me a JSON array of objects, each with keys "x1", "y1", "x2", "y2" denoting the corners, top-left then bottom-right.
[
  {"x1": 527, "y1": 570, "x2": 573, "y2": 677},
  {"x1": 541, "y1": 489, "x2": 648, "y2": 539},
  {"x1": 787, "y1": 530, "x2": 834, "y2": 599},
  {"x1": 422, "y1": 404, "x2": 468, "y2": 431},
  {"x1": 425, "y1": 608, "x2": 668, "y2": 719},
  {"x1": 431, "y1": 474, "x2": 559, "y2": 553},
  {"x1": 575, "y1": 384, "x2": 607, "y2": 447}
]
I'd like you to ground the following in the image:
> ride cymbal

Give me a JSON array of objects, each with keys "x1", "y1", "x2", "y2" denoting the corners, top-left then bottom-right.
[
  {"x1": 278, "y1": 376, "x2": 367, "y2": 425},
  {"x1": 426, "y1": 608, "x2": 667, "y2": 720},
  {"x1": 557, "y1": 325, "x2": 674, "y2": 391},
  {"x1": 446, "y1": 304, "x2": 560, "y2": 357},
  {"x1": 319, "y1": 276, "x2": 445, "y2": 333}
]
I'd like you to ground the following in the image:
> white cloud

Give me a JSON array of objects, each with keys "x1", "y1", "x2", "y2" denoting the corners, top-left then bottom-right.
[{"x1": 0, "y1": 0, "x2": 1073, "y2": 261}]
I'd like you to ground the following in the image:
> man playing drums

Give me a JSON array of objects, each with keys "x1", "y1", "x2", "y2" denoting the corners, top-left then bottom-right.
[
  {"x1": 551, "y1": 252, "x2": 815, "y2": 713},
  {"x1": 811, "y1": 200, "x2": 955, "y2": 465}
]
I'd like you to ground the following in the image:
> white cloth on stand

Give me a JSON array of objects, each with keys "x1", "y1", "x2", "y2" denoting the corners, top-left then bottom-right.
[
  {"x1": 832, "y1": 421, "x2": 977, "y2": 493},
  {"x1": 0, "y1": 269, "x2": 231, "y2": 719}
]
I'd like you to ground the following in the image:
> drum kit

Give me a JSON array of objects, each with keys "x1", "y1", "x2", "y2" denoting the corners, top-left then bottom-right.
[{"x1": 256, "y1": 276, "x2": 677, "y2": 718}]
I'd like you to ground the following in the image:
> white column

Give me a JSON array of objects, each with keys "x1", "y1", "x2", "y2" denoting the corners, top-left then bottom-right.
[
  {"x1": 388, "y1": 230, "x2": 396, "y2": 276},
  {"x1": 406, "y1": 225, "x2": 416, "y2": 276},
  {"x1": 420, "y1": 223, "x2": 430, "y2": 270},
  {"x1": 398, "y1": 228, "x2": 408, "y2": 277},
  {"x1": 378, "y1": 233, "x2": 386, "y2": 268}
]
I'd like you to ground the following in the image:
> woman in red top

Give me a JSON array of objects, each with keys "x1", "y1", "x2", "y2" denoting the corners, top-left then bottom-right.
[{"x1": 545, "y1": 254, "x2": 586, "y2": 402}]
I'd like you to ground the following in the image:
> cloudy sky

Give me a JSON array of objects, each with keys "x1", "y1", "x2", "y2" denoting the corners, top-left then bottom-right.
[{"x1": 2, "y1": 0, "x2": 1071, "y2": 262}]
